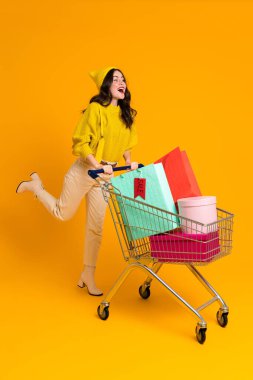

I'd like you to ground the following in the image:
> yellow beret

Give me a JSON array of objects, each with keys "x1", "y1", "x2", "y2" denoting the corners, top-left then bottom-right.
[{"x1": 89, "y1": 66, "x2": 115, "y2": 90}]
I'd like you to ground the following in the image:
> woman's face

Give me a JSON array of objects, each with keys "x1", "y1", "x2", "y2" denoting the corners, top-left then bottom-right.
[{"x1": 109, "y1": 70, "x2": 126, "y2": 102}]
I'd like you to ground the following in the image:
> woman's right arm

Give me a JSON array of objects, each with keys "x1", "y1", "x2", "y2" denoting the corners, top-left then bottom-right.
[
  {"x1": 85, "y1": 154, "x2": 113, "y2": 175},
  {"x1": 72, "y1": 103, "x2": 99, "y2": 160},
  {"x1": 85, "y1": 153, "x2": 101, "y2": 169},
  {"x1": 72, "y1": 103, "x2": 113, "y2": 175}
]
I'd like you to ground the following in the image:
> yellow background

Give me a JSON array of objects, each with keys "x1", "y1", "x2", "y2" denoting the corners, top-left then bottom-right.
[{"x1": 1, "y1": 0, "x2": 252, "y2": 379}]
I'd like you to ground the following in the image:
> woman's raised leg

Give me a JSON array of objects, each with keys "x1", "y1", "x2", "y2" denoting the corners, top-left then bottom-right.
[{"x1": 16, "y1": 158, "x2": 94, "y2": 221}]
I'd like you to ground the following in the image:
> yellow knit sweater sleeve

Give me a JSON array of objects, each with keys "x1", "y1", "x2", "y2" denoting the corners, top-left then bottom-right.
[
  {"x1": 125, "y1": 120, "x2": 138, "y2": 151},
  {"x1": 72, "y1": 102, "x2": 100, "y2": 160}
]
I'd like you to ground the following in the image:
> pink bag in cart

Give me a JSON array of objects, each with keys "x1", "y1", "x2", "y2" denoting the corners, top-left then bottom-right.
[{"x1": 150, "y1": 230, "x2": 220, "y2": 263}]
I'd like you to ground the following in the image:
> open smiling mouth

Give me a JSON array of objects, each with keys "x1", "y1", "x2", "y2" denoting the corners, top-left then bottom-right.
[{"x1": 118, "y1": 88, "x2": 125, "y2": 94}]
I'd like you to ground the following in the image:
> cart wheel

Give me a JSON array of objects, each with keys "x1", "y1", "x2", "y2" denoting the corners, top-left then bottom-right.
[
  {"x1": 195, "y1": 327, "x2": 207, "y2": 344},
  {"x1": 97, "y1": 305, "x2": 109, "y2": 321},
  {"x1": 216, "y1": 311, "x2": 228, "y2": 327},
  {"x1": 139, "y1": 285, "x2": 150, "y2": 299}
]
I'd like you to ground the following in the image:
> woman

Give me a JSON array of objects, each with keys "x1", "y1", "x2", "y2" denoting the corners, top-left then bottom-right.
[{"x1": 16, "y1": 66, "x2": 138, "y2": 296}]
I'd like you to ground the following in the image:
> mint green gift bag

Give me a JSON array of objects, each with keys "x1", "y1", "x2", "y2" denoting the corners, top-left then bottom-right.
[{"x1": 110, "y1": 163, "x2": 179, "y2": 241}]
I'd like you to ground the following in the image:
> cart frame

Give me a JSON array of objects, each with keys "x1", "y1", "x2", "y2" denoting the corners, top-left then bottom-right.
[{"x1": 89, "y1": 166, "x2": 234, "y2": 344}]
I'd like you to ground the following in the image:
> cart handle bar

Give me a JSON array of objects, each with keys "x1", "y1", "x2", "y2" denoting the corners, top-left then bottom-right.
[{"x1": 88, "y1": 164, "x2": 144, "y2": 179}]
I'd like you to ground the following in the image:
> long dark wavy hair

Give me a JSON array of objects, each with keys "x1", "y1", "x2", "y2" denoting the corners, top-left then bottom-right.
[{"x1": 82, "y1": 68, "x2": 137, "y2": 128}]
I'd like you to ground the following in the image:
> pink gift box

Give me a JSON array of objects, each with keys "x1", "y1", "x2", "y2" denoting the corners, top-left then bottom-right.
[{"x1": 150, "y1": 230, "x2": 220, "y2": 263}]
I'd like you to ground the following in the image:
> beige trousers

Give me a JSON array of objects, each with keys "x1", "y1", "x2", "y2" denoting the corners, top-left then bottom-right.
[{"x1": 35, "y1": 157, "x2": 107, "y2": 266}]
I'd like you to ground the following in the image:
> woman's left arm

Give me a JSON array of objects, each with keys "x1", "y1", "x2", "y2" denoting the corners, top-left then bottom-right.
[
  {"x1": 123, "y1": 150, "x2": 138, "y2": 170},
  {"x1": 123, "y1": 120, "x2": 138, "y2": 170}
]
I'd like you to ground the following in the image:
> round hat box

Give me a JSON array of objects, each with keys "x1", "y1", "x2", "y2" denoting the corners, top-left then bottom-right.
[{"x1": 177, "y1": 196, "x2": 217, "y2": 234}]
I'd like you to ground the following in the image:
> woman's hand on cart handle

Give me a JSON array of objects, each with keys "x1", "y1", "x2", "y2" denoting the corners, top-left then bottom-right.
[
  {"x1": 96, "y1": 164, "x2": 114, "y2": 180},
  {"x1": 93, "y1": 162, "x2": 113, "y2": 175},
  {"x1": 125, "y1": 161, "x2": 139, "y2": 171},
  {"x1": 101, "y1": 164, "x2": 113, "y2": 175},
  {"x1": 131, "y1": 162, "x2": 139, "y2": 170},
  {"x1": 88, "y1": 164, "x2": 144, "y2": 179}
]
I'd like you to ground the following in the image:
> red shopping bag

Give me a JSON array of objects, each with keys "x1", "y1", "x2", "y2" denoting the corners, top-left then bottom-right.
[{"x1": 155, "y1": 147, "x2": 201, "y2": 202}]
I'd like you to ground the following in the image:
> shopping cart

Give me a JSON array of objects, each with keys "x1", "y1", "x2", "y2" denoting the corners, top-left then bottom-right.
[{"x1": 88, "y1": 165, "x2": 234, "y2": 344}]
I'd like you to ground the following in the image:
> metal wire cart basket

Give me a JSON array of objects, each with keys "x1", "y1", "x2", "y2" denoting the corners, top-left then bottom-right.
[{"x1": 88, "y1": 165, "x2": 234, "y2": 344}]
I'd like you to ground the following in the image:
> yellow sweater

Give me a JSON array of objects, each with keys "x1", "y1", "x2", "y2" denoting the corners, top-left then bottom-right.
[{"x1": 72, "y1": 102, "x2": 138, "y2": 163}]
